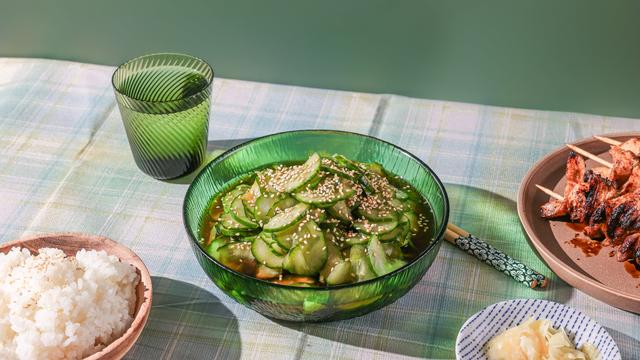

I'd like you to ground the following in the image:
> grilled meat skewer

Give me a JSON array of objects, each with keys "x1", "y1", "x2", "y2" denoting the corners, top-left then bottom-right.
[
  {"x1": 539, "y1": 150, "x2": 640, "y2": 264},
  {"x1": 539, "y1": 152, "x2": 617, "y2": 225}
]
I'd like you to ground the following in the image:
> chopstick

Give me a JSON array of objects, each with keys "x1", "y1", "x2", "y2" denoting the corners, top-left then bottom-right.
[{"x1": 444, "y1": 223, "x2": 549, "y2": 289}]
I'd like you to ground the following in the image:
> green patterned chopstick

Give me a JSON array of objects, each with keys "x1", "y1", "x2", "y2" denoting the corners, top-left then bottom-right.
[{"x1": 445, "y1": 223, "x2": 549, "y2": 289}]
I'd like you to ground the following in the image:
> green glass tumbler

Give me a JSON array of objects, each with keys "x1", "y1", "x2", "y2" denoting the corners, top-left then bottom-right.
[{"x1": 112, "y1": 53, "x2": 214, "y2": 180}]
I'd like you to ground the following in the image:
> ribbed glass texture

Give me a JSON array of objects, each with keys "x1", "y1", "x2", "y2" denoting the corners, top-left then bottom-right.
[
  {"x1": 184, "y1": 130, "x2": 449, "y2": 322},
  {"x1": 112, "y1": 53, "x2": 213, "y2": 180}
]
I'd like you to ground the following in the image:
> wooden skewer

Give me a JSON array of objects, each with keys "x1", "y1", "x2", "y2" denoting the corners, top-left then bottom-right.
[
  {"x1": 535, "y1": 184, "x2": 564, "y2": 200},
  {"x1": 594, "y1": 135, "x2": 622, "y2": 146},
  {"x1": 445, "y1": 223, "x2": 549, "y2": 289},
  {"x1": 566, "y1": 143, "x2": 613, "y2": 168}
]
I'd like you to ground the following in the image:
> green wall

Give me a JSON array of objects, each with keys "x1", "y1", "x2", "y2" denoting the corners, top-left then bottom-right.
[{"x1": 3, "y1": 0, "x2": 640, "y2": 118}]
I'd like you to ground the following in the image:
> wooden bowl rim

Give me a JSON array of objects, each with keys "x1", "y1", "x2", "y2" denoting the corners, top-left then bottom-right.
[{"x1": 0, "y1": 232, "x2": 153, "y2": 360}]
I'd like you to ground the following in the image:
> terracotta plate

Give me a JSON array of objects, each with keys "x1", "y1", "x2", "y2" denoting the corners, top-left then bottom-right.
[{"x1": 518, "y1": 132, "x2": 640, "y2": 314}]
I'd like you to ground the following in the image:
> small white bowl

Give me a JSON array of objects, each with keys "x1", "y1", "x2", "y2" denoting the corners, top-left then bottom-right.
[{"x1": 455, "y1": 298, "x2": 620, "y2": 360}]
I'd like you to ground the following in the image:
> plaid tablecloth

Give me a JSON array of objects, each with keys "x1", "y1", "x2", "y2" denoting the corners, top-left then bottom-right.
[{"x1": 0, "y1": 58, "x2": 638, "y2": 359}]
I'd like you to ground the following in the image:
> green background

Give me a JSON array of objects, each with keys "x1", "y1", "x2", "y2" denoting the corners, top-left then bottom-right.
[{"x1": 3, "y1": 0, "x2": 640, "y2": 118}]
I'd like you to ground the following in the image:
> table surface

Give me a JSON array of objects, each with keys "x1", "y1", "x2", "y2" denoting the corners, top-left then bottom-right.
[{"x1": 0, "y1": 58, "x2": 638, "y2": 359}]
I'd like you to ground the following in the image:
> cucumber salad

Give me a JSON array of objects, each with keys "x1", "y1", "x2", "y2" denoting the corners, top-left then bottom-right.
[{"x1": 200, "y1": 153, "x2": 435, "y2": 287}]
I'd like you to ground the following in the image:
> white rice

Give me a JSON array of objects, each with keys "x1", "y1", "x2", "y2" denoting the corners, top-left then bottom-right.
[{"x1": 0, "y1": 247, "x2": 139, "y2": 360}]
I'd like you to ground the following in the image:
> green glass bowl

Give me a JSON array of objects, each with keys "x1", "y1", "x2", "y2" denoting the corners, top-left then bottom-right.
[{"x1": 183, "y1": 130, "x2": 449, "y2": 322}]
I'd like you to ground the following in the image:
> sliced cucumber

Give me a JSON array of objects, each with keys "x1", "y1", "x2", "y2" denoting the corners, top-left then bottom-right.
[
  {"x1": 325, "y1": 261, "x2": 354, "y2": 285},
  {"x1": 328, "y1": 200, "x2": 352, "y2": 222},
  {"x1": 263, "y1": 203, "x2": 309, "y2": 232},
  {"x1": 322, "y1": 227, "x2": 355, "y2": 249},
  {"x1": 367, "y1": 235, "x2": 407, "y2": 276},
  {"x1": 378, "y1": 222, "x2": 408, "y2": 242},
  {"x1": 243, "y1": 200, "x2": 256, "y2": 217},
  {"x1": 222, "y1": 185, "x2": 249, "y2": 211},
  {"x1": 255, "y1": 264, "x2": 281, "y2": 279},
  {"x1": 252, "y1": 234, "x2": 285, "y2": 268},
  {"x1": 260, "y1": 232, "x2": 289, "y2": 254},
  {"x1": 363, "y1": 162, "x2": 385, "y2": 176},
  {"x1": 247, "y1": 181, "x2": 262, "y2": 202},
  {"x1": 319, "y1": 240, "x2": 343, "y2": 283},
  {"x1": 402, "y1": 211, "x2": 419, "y2": 233},
  {"x1": 349, "y1": 245, "x2": 376, "y2": 281},
  {"x1": 388, "y1": 198, "x2": 407, "y2": 211},
  {"x1": 220, "y1": 212, "x2": 253, "y2": 231},
  {"x1": 357, "y1": 175, "x2": 376, "y2": 195},
  {"x1": 282, "y1": 221, "x2": 327, "y2": 276},
  {"x1": 305, "y1": 172, "x2": 327, "y2": 189},
  {"x1": 357, "y1": 200, "x2": 398, "y2": 222},
  {"x1": 293, "y1": 177, "x2": 357, "y2": 206},
  {"x1": 241, "y1": 181, "x2": 262, "y2": 217},
  {"x1": 394, "y1": 189, "x2": 409, "y2": 200},
  {"x1": 321, "y1": 157, "x2": 358, "y2": 180},
  {"x1": 230, "y1": 197, "x2": 259, "y2": 228},
  {"x1": 270, "y1": 241, "x2": 288, "y2": 256},
  {"x1": 406, "y1": 200, "x2": 419, "y2": 212},
  {"x1": 206, "y1": 152, "x2": 425, "y2": 286},
  {"x1": 307, "y1": 208, "x2": 327, "y2": 223},
  {"x1": 204, "y1": 236, "x2": 232, "y2": 259},
  {"x1": 398, "y1": 230, "x2": 413, "y2": 248},
  {"x1": 273, "y1": 221, "x2": 306, "y2": 249},
  {"x1": 354, "y1": 218, "x2": 399, "y2": 235},
  {"x1": 217, "y1": 241, "x2": 257, "y2": 275},
  {"x1": 219, "y1": 226, "x2": 258, "y2": 237},
  {"x1": 344, "y1": 232, "x2": 370, "y2": 246},
  {"x1": 346, "y1": 196, "x2": 362, "y2": 210},
  {"x1": 256, "y1": 169, "x2": 277, "y2": 193},
  {"x1": 242, "y1": 235, "x2": 258, "y2": 243},
  {"x1": 254, "y1": 194, "x2": 285, "y2": 222},
  {"x1": 206, "y1": 224, "x2": 220, "y2": 246},
  {"x1": 381, "y1": 242, "x2": 403, "y2": 258},
  {"x1": 279, "y1": 153, "x2": 321, "y2": 192},
  {"x1": 333, "y1": 154, "x2": 363, "y2": 173},
  {"x1": 267, "y1": 197, "x2": 297, "y2": 217}
]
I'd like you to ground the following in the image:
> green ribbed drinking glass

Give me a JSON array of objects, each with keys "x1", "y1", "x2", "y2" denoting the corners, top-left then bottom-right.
[{"x1": 112, "y1": 53, "x2": 214, "y2": 180}]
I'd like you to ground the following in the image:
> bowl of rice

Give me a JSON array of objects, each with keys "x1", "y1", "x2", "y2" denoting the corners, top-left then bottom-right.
[{"x1": 0, "y1": 233, "x2": 152, "y2": 360}]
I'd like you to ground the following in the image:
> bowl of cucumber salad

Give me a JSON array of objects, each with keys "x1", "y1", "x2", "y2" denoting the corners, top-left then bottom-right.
[{"x1": 183, "y1": 130, "x2": 449, "y2": 321}]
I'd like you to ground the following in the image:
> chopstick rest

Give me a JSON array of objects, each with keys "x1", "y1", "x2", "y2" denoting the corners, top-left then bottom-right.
[{"x1": 445, "y1": 224, "x2": 548, "y2": 289}]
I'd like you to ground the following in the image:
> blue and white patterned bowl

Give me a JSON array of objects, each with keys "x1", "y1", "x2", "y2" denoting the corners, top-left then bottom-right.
[{"x1": 455, "y1": 299, "x2": 620, "y2": 360}]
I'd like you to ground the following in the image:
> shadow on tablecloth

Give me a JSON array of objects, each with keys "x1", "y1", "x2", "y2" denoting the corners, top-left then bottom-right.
[
  {"x1": 124, "y1": 276, "x2": 241, "y2": 360},
  {"x1": 163, "y1": 138, "x2": 254, "y2": 185},
  {"x1": 604, "y1": 327, "x2": 637, "y2": 359}
]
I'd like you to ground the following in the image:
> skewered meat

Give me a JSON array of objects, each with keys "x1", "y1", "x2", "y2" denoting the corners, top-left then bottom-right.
[
  {"x1": 591, "y1": 166, "x2": 610, "y2": 178},
  {"x1": 609, "y1": 146, "x2": 637, "y2": 186},
  {"x1": 539, "y1": 138, "x2": 640, "y2": 265},
  {"x1": 571, "y1": 170, "x2": 617, "y2": 224},
  {"x1": 620, "y1": 138, "x2": 640, "y2": 155},
  {"x1": 617, "y1": 233, "x2": 640, "y2": 263},
  {"x1": 539, "y1": 199, "x2": 567, "y2": 219},
  {"x1": 621, "y1": 166, "x2": 640, "y2": 194},
  {"x1": 539, "y1": 152, "x2": 617, "y2": 225},
  {"x1": 604, "y1": 191, "x2": 640, "y2": 246},
  {"x1": 539, "y1": 152, "x2": 584, "y2": 219}
]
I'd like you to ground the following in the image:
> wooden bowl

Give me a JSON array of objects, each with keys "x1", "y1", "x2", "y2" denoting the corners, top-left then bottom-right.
[{"x1": 0, "y1": 233, "x2": 152, "y2": 360}]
